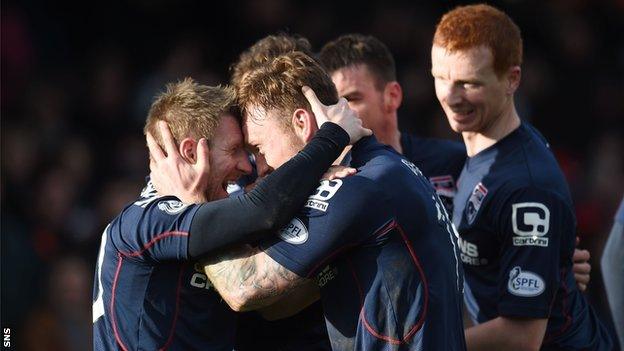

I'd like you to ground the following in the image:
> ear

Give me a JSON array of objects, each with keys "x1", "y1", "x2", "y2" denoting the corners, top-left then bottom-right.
[
  {"x1": 383, "y1": 81, "x2": 403, "y2": 113},
  {"x1": 291, "y1": 108, "x2": 319, "y2": 143},
  {"x1": 179, "y1": 137, "x2": 198, "y2": 164},
  {"x1": 506, "y1": 66, "x2": 521, "y2": 95}
]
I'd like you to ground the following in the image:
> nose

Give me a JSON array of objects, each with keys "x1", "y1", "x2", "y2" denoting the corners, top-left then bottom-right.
[
  {"x1": 436, "y1": 80, "x2": 462, "y2": 107},
  {"x1": 254, "y1": 153, "x2": 271, "y2": 178},
  {"x1": 236, "y1": 151, "x2": 253, "y2": 176},
  {"x1": 445, "y1": 84, "x2": 464, "y2": 106}
]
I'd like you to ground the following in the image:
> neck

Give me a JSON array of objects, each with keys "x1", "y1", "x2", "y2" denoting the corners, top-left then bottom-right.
[
  {"x1": 376, "y1": 111, "x2": 402, "y2": 154},
  {"x1": 462, "y1": 102, "x2": 521, "y2": 157}
]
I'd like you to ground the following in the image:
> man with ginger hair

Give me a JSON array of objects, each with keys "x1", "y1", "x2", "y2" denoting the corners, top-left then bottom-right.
[
  {"x1": 152, "y1": 51, "x2": 467, "y2": 350},
  {"x1": 92, "y1": 77, "x2": 368, "y2": 350},
  {"x1": 431, "y1": 4, "x2": 612, "y2": 350},
  {"x1": 229, "y1": 33, "x2": 333, "y2": 351}
]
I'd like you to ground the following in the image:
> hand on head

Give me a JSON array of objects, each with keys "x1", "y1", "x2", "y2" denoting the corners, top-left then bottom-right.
[
  {"x1": 302, "y1": 86, "x2": 372, "y2": 145},
  {"x1": 146, "y1": 121, "x2": 210, "y2": 204}
]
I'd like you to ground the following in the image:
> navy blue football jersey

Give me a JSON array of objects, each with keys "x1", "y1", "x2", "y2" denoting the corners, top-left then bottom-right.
[
  {"x1": 261, "y1": 136, "x2": 466, "y2": 351},
  {"x1": 342, "y1": 133, "x2": 466, "y2": 216},
  {"x1": 453, "y1": 122, "x2": 612, "y2": 350},
  {"x1": 400, "y1": 133, "x2": 466, "y2": 215},
  {"x1": 92, "y1": 182, "x2": 237, "y2": 351}
]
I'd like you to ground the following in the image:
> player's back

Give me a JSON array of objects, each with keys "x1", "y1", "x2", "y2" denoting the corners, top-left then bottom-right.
[
  {"x1": 400, "y1": 132, "x2": 466, "y2": 182},
  {"x1": 321, "y1": 137, "x2": 466, "y2": 350},
  {"x1": 92, "y1": 182, "x2": 237, "y2": 351},
  {"x1": 402, "y1": 135, "x2": 465, "y2": 216}
]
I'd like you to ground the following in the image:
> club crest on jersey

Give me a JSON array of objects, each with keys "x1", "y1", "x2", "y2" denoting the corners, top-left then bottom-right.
[
  {"x1": 429, "y1": 175, "x2": 457, "y2": 199},
  {"x1": 278, "y1": 218, "x2": 309, "y2": 244},
  {"x1": 465, "y1": 182, "x2": 488, "y2": 225},
  {"x1": 157, "y1": 200, "x2": 189, "y2": 215},
  {"x1": 507, "y1": 267, "x2": 545, "y2": 297},
  {"x1": 512, "y1": 202, "x2": 550, "y2": 247}
]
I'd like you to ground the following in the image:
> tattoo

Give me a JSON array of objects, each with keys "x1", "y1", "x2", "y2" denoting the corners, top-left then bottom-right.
[{"x1": 203, "y1": 246, "x2": 306, "y2": 310}]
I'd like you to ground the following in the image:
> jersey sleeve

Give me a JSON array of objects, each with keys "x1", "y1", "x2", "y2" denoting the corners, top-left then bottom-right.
[
  {"x1": 111, "y1": 196, "x2": 200, "y2": 263},
  {"x1": 259, "y1": 177, "x2": 392, "y2": 278},
  {"x1": 493, "y1": 187, "x2": 576, "y2": 318}
]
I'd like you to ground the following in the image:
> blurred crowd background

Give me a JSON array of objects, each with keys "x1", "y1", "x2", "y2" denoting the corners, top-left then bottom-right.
[{"x1": 2, "y1": 0, "x2": 623, "y2": 349}]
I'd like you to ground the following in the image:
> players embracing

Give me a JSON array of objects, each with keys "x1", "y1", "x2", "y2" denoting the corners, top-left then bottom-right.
[{"x1": 92, "y1": 4, "x2": 612, "y2": 351}]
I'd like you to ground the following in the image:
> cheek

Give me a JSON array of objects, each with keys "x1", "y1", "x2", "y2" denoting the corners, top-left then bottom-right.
[
  {"x1": 352, "y1": 105, "x2": 369, "y2": 123},
  {"x1": 434, "y1": 81, "x2": 448, "y2": 104},
  {"x1": 465, "y1": 90, "x2": 487, "y2": 108}
]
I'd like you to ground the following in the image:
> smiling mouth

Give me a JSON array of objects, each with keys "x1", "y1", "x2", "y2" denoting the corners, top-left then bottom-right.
[
  {"x1": 450, "y1": 108, "x2": 475, "y2": 120},
  {"x1": 221, "y1": 180, "x2": 240, "y2": 193}
]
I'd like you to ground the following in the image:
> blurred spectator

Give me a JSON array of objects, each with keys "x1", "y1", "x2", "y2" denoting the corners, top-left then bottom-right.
[
  {"x1": 1, "y1": 0, "x2": 622, "y2": 348},
  {"x1": 21, "y1": 255, "x2": 92, "y2": 351}
]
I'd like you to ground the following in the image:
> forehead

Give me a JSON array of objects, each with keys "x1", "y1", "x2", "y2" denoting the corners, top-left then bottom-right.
[
  {"x1": 330, "y1": 64, "x2": 378, "y2": 93},
  {"x1": 213, "y1": 114, "x2": 243, "y2": 146},
  {"x1": 431, "y1": 45, "x2": 494, "y2": 78},
  {"x1": 241, "y1": 105, "x2": 276, "y2": 141}
]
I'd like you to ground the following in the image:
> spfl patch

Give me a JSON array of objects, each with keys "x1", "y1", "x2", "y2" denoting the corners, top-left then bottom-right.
[{"x1": 465, "y1": 182, "x2": 488, "y2": 225}]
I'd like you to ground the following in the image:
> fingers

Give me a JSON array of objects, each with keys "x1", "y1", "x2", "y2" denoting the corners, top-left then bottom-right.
[
  {"x1": 575, "y1": 272, "x2": 590, "y2": 284},
  {"x1": 302, "y1": 86, "x2": 328, "y2": 124},
  {"x1": 158, "y1": 120, "x2": 178, "y2": 157},
  {"x1": 324, "y1": 166, "x2": 357, "y2": 180},
  {"x1": 573, "y1": 259, "x2": 591, "y2": 291},
  {"x1": 573, "y1": 248, "x2": 591, "y2": 262},
  {"x1": 333, "y1": 167, "x2": 357, "y2": 179},
  {"x1": 302, "y1": 86, "x2": 325, "y2": 111},
  {"x1": 195, "y1": 138, "x2": 209, "y2": 169},
  {"x1": 362, "y1": 126, "x2": 373, "y2": 136},
  {"x1": 146, "y1": 131, "x2": 165, "y2": 161},
  {"x1": 573, "y1": 262, "x2": 591, "y2": 275}
]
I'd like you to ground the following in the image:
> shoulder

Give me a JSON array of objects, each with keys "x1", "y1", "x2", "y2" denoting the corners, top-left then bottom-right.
[
  {"x1": 402, "y1": 133, "x2": 465, "y2": 156},
  {"x1": 401, "y1": 133, "x2": 466, "y2": 177},
  {"x1": 300, "y1": 175, "x2": 391, "y2": 224},
  {"x1": 491, "y1": 183, "x2": 574, "y2": 219},
  {"x1": 311, "y1": 175, "x2": 385, "y2": 206},
  {"x1": 108, "y1": 186, "x2": 199, "y2": 253}
]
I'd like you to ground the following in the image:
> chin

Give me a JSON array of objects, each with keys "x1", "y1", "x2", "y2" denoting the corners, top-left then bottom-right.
[{"x1": 450, "y1": 116, "x2": 480, "y2": 133}]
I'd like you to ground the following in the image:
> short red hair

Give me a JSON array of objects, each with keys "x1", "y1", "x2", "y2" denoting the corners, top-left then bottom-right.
[{"x1": 433, "y1": 4, "x2": 522, "y2": 77}]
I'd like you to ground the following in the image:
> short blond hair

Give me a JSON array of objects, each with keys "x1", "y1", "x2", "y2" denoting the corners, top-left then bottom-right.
[
  {"x1": 230, "y1": 34, "x2": 314, "y2": 88},
  {"x1": 237, "y1": 51, "x2": 338, "y2": 132},
  {"x1": 144, "y1": 78, "x2": 237, "y2": 148}
]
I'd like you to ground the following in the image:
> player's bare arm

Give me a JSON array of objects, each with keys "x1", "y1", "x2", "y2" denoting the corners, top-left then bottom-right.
[
  {"x1": 465, "y1": 316, "x2": 547, "y2": 351},
  {"x1": 256, "y1": 280, "x2": 320, "y2": 320},
  {"x1": 202, "y1": 246, "x2": 308, "y2": 311}
]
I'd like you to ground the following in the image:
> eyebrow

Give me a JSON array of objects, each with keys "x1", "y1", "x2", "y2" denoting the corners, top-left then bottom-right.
[{"x1": 341, "y1": 89, "x2": 362, "y2": 98}]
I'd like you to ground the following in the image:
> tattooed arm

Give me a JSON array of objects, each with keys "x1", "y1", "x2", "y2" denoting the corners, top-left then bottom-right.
[{"x1": 202, "y1": 245, "x2": 310, "y2": 311}]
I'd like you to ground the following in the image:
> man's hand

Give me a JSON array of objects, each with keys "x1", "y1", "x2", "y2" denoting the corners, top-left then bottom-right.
[
  {"x1": 146, "y1": 120, "x2": 210, "y2": 204},
  {"x1": 322, "y1": 165, "x2": 357, "y2": 180},
  {"x1": 573, "y1": 236, "x2": 591, "y2": 292},
  {"x1": 302, "y1": 85, "x2": 372, "y2": 144}
]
